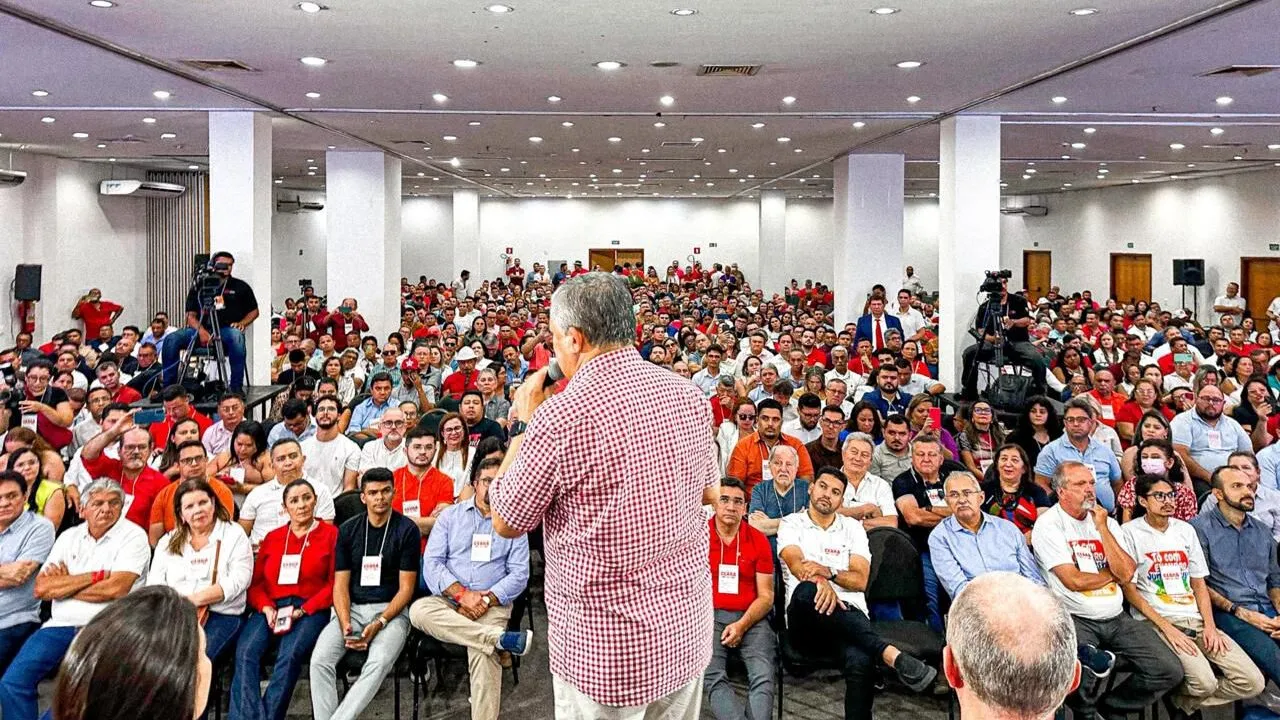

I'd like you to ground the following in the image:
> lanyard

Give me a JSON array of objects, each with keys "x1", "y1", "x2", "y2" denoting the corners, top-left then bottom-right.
[
  {"x1": 282, "y1": 523, "x2": 314, "y2": 557},
  {"x1": 774, "y1": 483, "x2": 797, "y2": 516},
  {"x1": 717, "y1": 528, "x2": 740, "y2": 567},
  {"x1": 364, "y1": 516, "x2": 391, "y2": 558}
]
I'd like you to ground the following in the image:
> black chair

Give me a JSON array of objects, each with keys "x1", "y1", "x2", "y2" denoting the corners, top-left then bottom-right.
[
  {"x1": 865, "y1": 526, "x2": 945, "y2": 666},
  {"x1": 333, "y1": 489, "x2": 365, "y2": 528}
]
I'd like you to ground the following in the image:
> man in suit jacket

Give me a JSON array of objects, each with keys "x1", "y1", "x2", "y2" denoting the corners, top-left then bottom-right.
[{"x1": 854, "y1": 297, "x2": 903, "y2": 352}]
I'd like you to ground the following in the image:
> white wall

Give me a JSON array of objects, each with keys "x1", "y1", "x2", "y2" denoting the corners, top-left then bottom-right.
[
  {"x1": 271, "y1": 191, "x2": 328, "y2": 303},
  {"x1": 1000, "y1": 168, "x2": 1280, "y2": 319},
  {"x1": 402, "y1": 196, "x2": 453, "y2": 285}
]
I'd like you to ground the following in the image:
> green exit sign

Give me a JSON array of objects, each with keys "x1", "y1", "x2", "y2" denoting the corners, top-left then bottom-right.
[{"x1": 1271, "y1": 243, "x2": 1279, "y2": 252}]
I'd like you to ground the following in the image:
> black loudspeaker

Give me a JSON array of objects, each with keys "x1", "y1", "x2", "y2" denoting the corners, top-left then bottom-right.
[
  {"x1": 14, "y1": 264, "x2": 41, "y2": 301},
  {"x1": 1173, "y1": 259, "x2": 1205, "y2": 287}
]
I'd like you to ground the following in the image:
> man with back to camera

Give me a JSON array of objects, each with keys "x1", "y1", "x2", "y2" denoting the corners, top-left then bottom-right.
[
  {"x1": 161, "y1": 250, "x2": 259, "y2": 392},
  {"x1": 489, "y1": 272, "x2": 718, "y2": 718},
  {"x1": 945, "y1": 572, "x2": 1081, "y2": 720}
]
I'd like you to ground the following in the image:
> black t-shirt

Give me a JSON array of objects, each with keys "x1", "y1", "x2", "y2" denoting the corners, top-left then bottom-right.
[
  {"x1": 4, "y1": 385, "x2": 69, "y2": 424},
  {"x1": 277, "y1": 367, "x2": 322, "y2": 388},
  {"x1": 891, "y1": 460, "x2": 969, "y2": 549},
  {"x1": 185, "y1": 276, "x2": 259, "y2": 329},
  {"x1": 336, "y1": 512, "x2": 421, "y2": 605},
  {"x1": 466, "y1": 418, "x2": 506, "y2": 447},
  {"x1": 972, "y1": 293, "x2": 1032, "y2": 344}
]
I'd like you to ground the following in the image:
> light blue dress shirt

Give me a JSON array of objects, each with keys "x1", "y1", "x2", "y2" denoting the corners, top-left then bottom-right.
[
  {"x1": 928, "y1": 513, "x2": 1044, "y2": 598},
  {"x1": 1034, "y1": 435, "x2": 1122, "y2": 511},
  {"x1": 0, "y1": 512, "x2": 56, "y2": 629},
  {"x1": 423, "y1": 499, "x2": 530, "y2": 605},
  {"x1": 1171, "y1": 410, "x2": 1252, "y2": 479}
]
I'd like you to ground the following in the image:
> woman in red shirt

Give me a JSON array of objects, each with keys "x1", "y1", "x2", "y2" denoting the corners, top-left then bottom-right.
[
  {"x1": 1114, "y1": 378, "x2": 1173, "y2": 447},
  {"x1": 231, "y1": 479, "x2": 337, "y2": 720}
]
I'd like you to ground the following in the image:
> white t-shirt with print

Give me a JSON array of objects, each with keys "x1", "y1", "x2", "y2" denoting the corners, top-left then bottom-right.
[
  {"x1": 1033, "y1": 504, "x2": 1129, "y2": 620},
  {"x1": 1120, "y1": 517, "x2": 1207, "y2": 621}
]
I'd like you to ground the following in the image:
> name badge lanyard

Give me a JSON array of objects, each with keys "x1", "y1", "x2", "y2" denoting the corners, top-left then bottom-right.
[
  {"x1": 775, "y1": 482, "x2": 797, "y2": 517},
  {"x1": 364, "y1": 517, "x2": 390, "y2": 565},
  {"x1": 279, "y1": 523, "x2": 314, "y2": 584},
  {"x1": 718, "y1": 530, "x2": 741, "y2": 594}
]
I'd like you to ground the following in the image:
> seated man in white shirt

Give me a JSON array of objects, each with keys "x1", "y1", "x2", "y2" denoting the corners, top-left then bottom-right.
[
  {"x1": 1032, "y1": 461, "x2": 1183, "y2": 719},
  {"x1": 301, "y1": 395, "x2": 361, "y2": 495},
  {"x1": 895, "y1": 359, "x2": 944, "y2": 397},
  {"x1": 824, "y1": 346, "x2": 864, "y2": 391},
  {"x1": 837, "y1": 433, "x2": 899, "y2": 530},
  {"x1": 778, "y1": 468, "x2": 936, "y2": 720},
  {"x1": 0, "y1": 479, "x2": 151, "y2": 720},
  {"x1": 782, "y1": 394, "x2": 823, "y2": 444},
  {"x1": 238, "y1": 439, "x2": 336, "y2": 546},
  {"x1": 356, "y1": 407, "x2": 408, "y2": 479}
]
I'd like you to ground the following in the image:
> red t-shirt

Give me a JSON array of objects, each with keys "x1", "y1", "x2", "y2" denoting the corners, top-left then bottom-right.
[
  {"x1": 392, "y1": 466, "x2": 455, "y2": 515},
  {"x1": 247, "y1": 521, "x2": 338, "y2": 616},
  {"x1": 76, "y1": 301, "x2": 122, "y2": 339},
  {"x1": 324, "y1": 312, "x2": 369, "y2": 350},
  {"x1": 111, "y1": 386, "x2": 142, "y2": 405},
  {"x1": 709, "y1": 519, "x2": 775, "y2": 612},
  {"x1": 805, "y1": 348, "x2": 829, "y2": 368},
  {"x1": 149, "y1": 410, "x2": 214, "y2": 450},
  {"x1": 440, "y1": 370, "x2": 479, "y2": 400},
  {"x1": 81, "y1": 453, "x2": 170, "y2": 530}
]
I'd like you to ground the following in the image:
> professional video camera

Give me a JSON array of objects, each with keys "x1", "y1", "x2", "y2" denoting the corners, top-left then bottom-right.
[{"x1": 979, "y1": 268, "x2": 1012, "y2": 295}]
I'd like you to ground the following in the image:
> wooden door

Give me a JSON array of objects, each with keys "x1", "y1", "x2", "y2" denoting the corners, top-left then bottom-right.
[
  {"x1": 1023, "y1": 250, "x2": 1052, "y2": 299},
  {"x1": 587, "y1": 248, "x2": 646, "y2": 271},
  {"x1": 588, "y1": 250, "x2": 615, "y2": 272},
  {"x1": 1242, "y1": 258, "x2": 1280, "y2": 324},
  {"x1": 616, "y1": 249, "x2": 645, "y2": 269},
  {"x1": 1110, "y1": 253, "x2": 1152, "y2": 304}
]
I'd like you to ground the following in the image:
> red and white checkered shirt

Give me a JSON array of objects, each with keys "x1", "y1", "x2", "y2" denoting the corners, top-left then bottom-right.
[{"x1": 491, "y1": 347, "x2": 717, "y2": 706}]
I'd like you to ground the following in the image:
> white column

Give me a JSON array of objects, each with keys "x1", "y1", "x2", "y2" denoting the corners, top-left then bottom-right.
[
  {"x1": 757, "y1": 190, "x2": 787, "y2": 295},
  {"x1": 938, "y1": 115, "x2": 1002, "y2": 390},
  {"x1": 326, "y1": 151, "x2": 402, "y2": 339},
  {"x1": 832, "y1": 154, "x2": 905, "y2": 327},
  {"x1": 452, "y1": 189, "x2": 480, "y2": 290},
  {"x1": 208, "y1": 112, "x2": 273, "y2": 385}
]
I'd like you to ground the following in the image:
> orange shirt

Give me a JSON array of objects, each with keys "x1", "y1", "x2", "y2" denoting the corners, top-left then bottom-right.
[
  {"x1": 726, "y1": 432, "x2": 814, "y2": 500},
  {"x1": 148, "y1": 477, "x2": 237, "y2": 534},
  {"x1": 1087, "y1": 390, "x2": 1126, "y2": 429},
  {"x1": 391, "y1": 466, "x2": 455, "y2": 517}
]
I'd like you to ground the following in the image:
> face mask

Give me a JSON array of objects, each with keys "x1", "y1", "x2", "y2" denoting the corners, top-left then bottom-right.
[{"x1": 1140, "y1": 457, "x2": 1167, "y2": 475}]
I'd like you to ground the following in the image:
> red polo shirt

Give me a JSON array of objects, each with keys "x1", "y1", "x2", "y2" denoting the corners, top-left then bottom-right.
[
  {"x1": 149, "y1": 410, "x2": 214, "y2": 450},
  {"x1": 111, "y1": 385, "x2": 142, "y2": 404},
  {"x1": 81, "y1": 453, "x2": 169, "y2": 530},
  {"x1": 709, "y1": 519, "x2": 774, "y2": 612}
]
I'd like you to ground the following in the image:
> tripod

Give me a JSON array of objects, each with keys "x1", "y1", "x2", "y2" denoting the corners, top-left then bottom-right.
[
  {"x1": 962, "y1": 293, "x2": 1008, "y2": 396},
  {"x1": 175, "y1": 274, "x2": 231, "y2": 394}
]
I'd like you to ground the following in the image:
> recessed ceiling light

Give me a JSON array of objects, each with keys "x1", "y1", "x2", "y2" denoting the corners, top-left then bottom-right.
[
  {"x1": 297, "y1": 1, "x2": 325, "y2": 12},
  {"x1": 1186, "y1": 163, "x2": 1196, "y2": 168},
  {"x1": 781, "y1": 96, "x2": 796, "y2": 105},
  {"x1": 188, "y1": 164, "x2": 200, "y2": 170},
  {"x1": 40, "y1": 116, "x2": 55, "y2": 123},
  {"x1": 769, "y1": 162, "x2": 777, "y2": 166},
  {"x1": 608, "y1": 136, "x2": 622, "y2": 142},
  {"x1": 1069, "y1": 7, "x2": 1099, "y2": 15},
  {"x1": 432, "y1": 93, "x2": 449, "y2": 103},
  {"x1": 793, "y1": 148, "x2": 803, "y2": 153},
  {"x1": 777, "y1": 137, "x2": 790, "y2": 143},
  {"x1": 529, "y1": 136, "x2": 543, "y2": 143},
  {"x1": 729, "y1": 168, "x2": 738, "y2": 173},
  {"x1": 485, "y1": 3, "x2": 514, "y2": 13},
  {"x1": 999, "y1": 182, "x2": 1008, "y2": 188},
  {"x1": 1051, "y1": 96, "x2": 1068, "y2": 104},
  {"x1": 594, "y1": 61, "x2": 625, "y2": 70},
  {"x1": 653, "y1": 121, "x2": 666, "y2": 128},
  {"x1": 304, "y1": 91, "x2": 322, "y2": 99},
  {"x1": 274, "y1": 179, "x2": 283, "y2": 184},
  {"x1": 1096, "y1": 174, "x2": 1106, "y2": 179},
  {"x1": 852, "y1": 121, "x2": 866, "y2": 129},
  {"x1": 571, "y1": 148, "x2": 580, "y2": 152},
  {"x1": 300, "y1": 56, "x2": 327, "y2": 66},
  {"x1": 31, "y1": 90, "x2": 49, "y2": 97},
  {"x1": 670, "y1": 8, "x2": 697, "y2": 16},
  {"x1": 1070, "y1": 142, "x2": 1086, "y2": 149},
  {"x1": 717, "y1": 148, "x2": 726, "y2": 153},
  {"x1": 906, "y1": 95, "x2": 921, "y2": 103},
  {"x1": 307, "y1": 171, "x2": 316, "y2": 176},
  {"x1": 1063, "y1": 183, "x2": 1073, "y2": 187},
  {"x1": 1170, "y1": 143, "x2": 1185, "y2": 150},
  {"x1": 1233, "y1": 155, "x2": 1244, "y2": 160},
  {"x1": 1026, "y1": 169, "x2": 1037, "y2": 174},
  {"x1": 449, "y1": 157, "x2": 461, "y2": 167},
  {"x1": 1138, "y1": 155, "x2": 1147, "y2": 159},
  {"x1": 691, "y1": 136, "x2": 704, "y2": 142},
  {"x1": 452, "y1": 59, "x2": 480, "y2": 68},
  {"x1": 1083, "y1": 127, "x2": 1096, "y2": 134},
  {"x1": 72, "y1": 132, "x2": 89, "y2": 139},
  {"x1": 1061, "y1": 155, "x2": 1071, "y2": 159},
  {"x1": 152, "y1": 90, "x2": 172, "y2": 100},
  {"x1": 641, "y1": 148, "x2": 650, "y2": 153},
  {"x1": 1216, "y1": 96, "x2": 1233, "y2": 106},
  {"x1": 327, "y1": 145, "x2": 336, "y2": 149},
  {"x1": 1098, "y1": 169, "x2": 1109, "y2": 174},
  {"x1": 750, "y1": 122, "x2": 765, "y2": 129},
  {"x1": 107, "y1": 158, "x2": 116, "y2": 162},
  {"x1": 160, "y1": 132, "x2": 176, "y2": 139},
  {"x1": 1268, "y1": 144, "x2": 1280, "y2": 150},
  {"x1": 142, "y1": 117, "x2": 156, "y2": 124},
  {"x1": 547, "y1": 95, "x2": 562, "y2": 103},
  {"x1": 1210, "y1": 127, "x2": 1224, "y2": 135},
  {"x1": 1132, "y1": 179, "x2": 1141, "y2": 183},
  {"x1": 560, "y1": 121, "x2": 574, "y2": 128},
  {"x1": 89, "y1": 0, "x2": 114, "y2": 6},
  {"x1": 96, "y1": 143, "x2": 106, "y2": 148},
  {"x1": 659, "y1": 95, "x2": 675, "y2": 106},
  {"x1": 895, "y1": 60, "x2": 923, "y2": 69},
  {"x1": 442, "y1": 135, "x2": 457, "y2": 141},
  {"x1": 468, "y1": 121, "x2": 481, "y2": 127},
  {"x1": 870, "y1": 6, "x2": 900, "y2": 14}
]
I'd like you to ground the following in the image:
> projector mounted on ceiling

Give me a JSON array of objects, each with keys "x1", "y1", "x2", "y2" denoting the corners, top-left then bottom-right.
[
  {"x1": 1000, "y1": 205, "x2": 1049, "y2": 217},
  {"x1": 276, "y1": 196, "x2": 325, "y2": 213},
  {"x1": 99, "y1": 179, "x2": 187, "y2": 198},
  {"x1": 0, "y1": 170, "x2": 27, "y2": 188}
]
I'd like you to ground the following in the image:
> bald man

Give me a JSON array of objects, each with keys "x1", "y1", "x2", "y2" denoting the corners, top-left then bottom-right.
[{"x1": 945, "y1": 572, "x2": 1080, "y2": 720}]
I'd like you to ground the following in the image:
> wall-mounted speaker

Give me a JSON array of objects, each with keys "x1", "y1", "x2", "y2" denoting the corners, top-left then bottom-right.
[
  {"x1": 14, "y1": 265, "x2": 41, "y2": 301},
  {"x1": 1173, "y1": 259, "x2": 1205, "y2": 287}
]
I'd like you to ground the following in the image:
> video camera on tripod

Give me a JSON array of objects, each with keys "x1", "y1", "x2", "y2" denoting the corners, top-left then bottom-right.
[
  {"x1": 979, "y1": 268, "x2": 1012, "y2": 295},
  {"x1": 177, "y1": 257, "x2": 233, "y2": 400}
]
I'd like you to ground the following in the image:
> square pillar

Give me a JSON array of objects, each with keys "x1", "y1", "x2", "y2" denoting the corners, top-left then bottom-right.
[
  {"x1": 326, "y1": 151, "x2": 403, "y2": 339},
  {"x1": 938, "y1": 115, "x2": 1002, "y2": 389},
  {"x1": 452, "y1": 189, "x2": 480, "y2": 292},
  {"x1": 757, "y1": 190, "x2": 787, "y2": 295},
  {"x1": 209, "y1": 112, "x2": 273, "y2": 385},
  {"x1": 832, "y1": 154, "x2": 905, "y2": 326}
]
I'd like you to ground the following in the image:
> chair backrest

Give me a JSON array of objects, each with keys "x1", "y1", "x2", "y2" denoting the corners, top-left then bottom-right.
[
  {"x1": 867, "y1": 526, "x2": 924, "y2": 606},
  {"x1": 333, "y1": 489, "x2": 365, "y2": 528}
]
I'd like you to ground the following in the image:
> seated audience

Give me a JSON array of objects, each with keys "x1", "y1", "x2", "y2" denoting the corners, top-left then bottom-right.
[
  {"x1": 837, "y1": 432, "x2": 898, "y2": 530},
  {"x1": 931, "y1": 472, "x2": 1043, "y2": 597},
  {"x1": 1172, "y1": 384, "x2": 1251, "y2": 494},
  {"x1": 1034, "y1": 397, "x2": 1122, "y2": 511},
  {"x1": 0, "y1": 471, "x2": 55, "y2": 675},
  {"x1": 747, "y1": 446, "x2": 808, "y2": 550},
  {"x1": 781, "y1": 393, "x2": 823, "y2": 444},
  {"x1": 6, "y1": 448, "x2": 65, "y2": 531},
  {"x1": 459, "y1": 390, "x2": 505, "y2": 446},
  {"x1": 391, "y1": 427, "x2": 454, "y2": 537},
  {"x1": 981, "y1": 444, "x2": 1052, "y2": 537},
  {"x1": 149, "y1": 385, "x2": 213, "y2": 451},
  {"x1": 239, "y1": 439, "x2": 336, "y2": 546},
  {"x1": 146, "y1": 441, "x2": 235, "y2": 545},
  {"x1": 727, "y1": 399, "x2": 815, "y2": 500},
  {"x1": 301, "y1": 395, "x2": 361, "y2": 495},
  {"x1": 357, "y1": 407, "x2": 408, "y2": 479},
  {"x1": 81, "y1": 409, "x2": 169, "y2": 531},
  {"x1": 208, "y1": 421, "x2": 274, "y2": 499},
  {"x1": 1115, "y1": 438, "x2": 1197, "y2": 523},
  {"x1": 348, "y1": 373, "x2": 395, "y2": 439},
  {"x1": 202, "y1": 392, "x2": 247, "y2": 457}
]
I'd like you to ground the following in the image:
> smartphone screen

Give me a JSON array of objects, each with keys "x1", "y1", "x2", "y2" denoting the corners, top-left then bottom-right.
[{"x1": 928, "y1": 407, "x2": 942, "y2": 428}]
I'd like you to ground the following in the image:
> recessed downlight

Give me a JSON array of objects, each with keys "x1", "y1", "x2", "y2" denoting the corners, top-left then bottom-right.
[
  {"x1": 1216, "y1": 96, "x2": 1233, "y2": 106},
  {"x1": 96, "y1": 143, "x2": 107, "y2": 148},
  {"x1": 659, "y1": 95, "x2": 675, "y2": 106},
  {"x1": 1069, "y1": 7, "x2": 1099, "y2": 15},
  {"x1": 432, "y1": 93, "x2": 448, "y2": 103},
  {"x1": 608, "y1": 136, "x2": 622, "y2": 142},
  {"x1": 670, "y1": 8, "x2": 697, "y2": 16},
  {"x1": 1070, "y1": 142, "x2": 1086, "y2": 149},
  {"x1": 89, "y1": 0, "x2": 114, "y2": 7},
  {"x1": 304, "y1": 92, "x2": 321, "y2": 99},
  {"x1": 906, "y1": 95, "x2": 921, "y2": 103},
  {"x1": 1268, "y1": 144, "x2": 1280, "y2": 150},
  {"x1": 452, "y1": 59, "x2": 480, "y2": 68},
  {"x1": 560, "y1": 121, "x2": 574, "y2": 128},
  {"x1": 529, "y1": 136, "x2": 543, "y2": 143},
  {"x1": 1170, "y1": 143, "x2": 1185, "y2": 150},
  {"x1": 72, "y1": 132, "x2": 89, "y2": 139},
  {"x1": 142, "y1": 117, "x2": 157, "y2": 124},
  {"x1": 449, "y1": 158, "x2": 461, "y2": 167},
  {"x1": 153, "y1": 91, "x2": 171, "y2": 101},
  {"x1": 31, "y1": 90, "x2": 49, "y2": 97},
  {"x1": 160, "y1": 133, "x2": 176, "y2": 139},
  {"x1": 1052, "y1": 96, "x2": 1068, "y2": 104},
  {"x1": 188, "y1": 165, "x2": 200, "y2": 170},
  {"x1": 442, "y1": 135, "x2": 457, "y2": 141},
  {"x1": 41, "y1": 116, "x2": 55, "y2": 123},
  {"x1": 594, "y1": 61, "x2": 625, "y2": 70},
  {"x1": 1083, "y1": 127, "x2": 1096, "y2": 134},
  {"x1": 870, "y1": 7, "x2": 899, "y2": 14},
  {"x1": 297, "y1": 1, "x2": 325, "y2": 12},
  {"x1": 781, "y1": 96, "x2": 796, "y2": 105},
  {"x1": 895, "y1": 60, "x2": 923, "y2": 69},
  {"x1": 853, "y1": 121, "x2": 866, "y2": 129},
  {"x1": 300, "y1": 56, "x2": 327, "y2": 66},
  {"x1": 691, "y1": 136, "x2": 705, "y2": 142},
  {"x1": 547, "y1": 95, "x2": 562, "y2": 103},
  {"x1": 1210, "y1": 127, "x2": 1224, "y2": 135},
  {"x1": 777, "y1": 137, "x2": 790, "y2": 143},
  {"x1": 485, "y1": 3, "x2": 514, "y2": 12}
]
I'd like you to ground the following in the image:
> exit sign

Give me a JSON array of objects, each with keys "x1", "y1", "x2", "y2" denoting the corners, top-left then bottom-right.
[
  {"x1": 1271, "y1": 243, "x2": 1279, "y2": 252},
  {"x1": 709, "y1": 242, "x2": 718, "y2": 248},
  {"x1": 1126, "y1": 242, "x2": 1135, "y2": 249},
  {"x1": 610, "y1": 240, "x2": 620, "y2": 246}
]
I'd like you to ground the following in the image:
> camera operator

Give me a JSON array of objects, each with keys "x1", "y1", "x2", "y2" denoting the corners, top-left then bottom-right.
[
  {"x1": 961, "y1": 273, "x2": 1046, "y2": 400},
  {"x1": 160, "y1": 251, "x2": 259, "y2": 393}
]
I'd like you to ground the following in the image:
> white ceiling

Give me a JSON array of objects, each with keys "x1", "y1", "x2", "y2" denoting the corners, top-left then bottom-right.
[{"x1": 0, "y1": 0, "x2": 1278, "y2": 197}]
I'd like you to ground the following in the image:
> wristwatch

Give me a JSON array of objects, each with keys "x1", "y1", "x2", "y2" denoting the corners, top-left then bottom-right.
[{"x1": 509, "y1": 420, "x2": 528, "y2": 437}]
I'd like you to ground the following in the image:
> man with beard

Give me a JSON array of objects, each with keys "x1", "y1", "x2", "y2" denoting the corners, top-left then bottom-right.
[
  {"x1": 727, "y1": 399, "x2": 814, "y2": 500},
  {"x1": 779, "y1": 467, "x2": 937, "y2": 720},
  {"x1": 357, "y1": 407, "x2": 408, "y2": 478},
  {"x1": 458, "y1": 390, "x2": 505, "y2": 448},
  {"x1": 1193, "y1": 466, "x2": 1280, "y2": 704},
  {"x1": 1172, "y1": 384, "x2": 1251, "y2": 491},
  {"x1": 391, "y1": 427, "x2": 454, "y2": 539},
  {"x1": 870, "y1": 414, "x2": 913, "y2": 481},
  {"x1": 862, "y1": 366, "x2": 912, "y2": 419},
  {"x1": 302, "y1": 395, "x2": 362, "y2": 495}
]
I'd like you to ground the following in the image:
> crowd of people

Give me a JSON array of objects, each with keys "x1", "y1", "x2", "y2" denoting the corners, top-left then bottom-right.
[{"x1": 3, "y1": 254, "x2": 1280, "y2": 719}]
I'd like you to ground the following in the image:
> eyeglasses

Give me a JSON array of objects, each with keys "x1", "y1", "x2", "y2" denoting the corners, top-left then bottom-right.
[
  {"x1": 737, "y1": 413, "x2": 755, "y2": 421},
  {"x1": 1064, "y1": 416, "x2": 1092, "y2": 424},
  {"x1": 1144, "y1": 491, "x2": 1177, "y2": 502},
  {"x1": 177, "y1": 456, "x2": 205, "y2": 466},
  {"x1": 382, "y1": 350, "x2": 397, "y2": 356},
  {"x1": 820, "y1": 418, "x2": 844, "y2": 426},
  {"x1": 381, "y1": 420, "x2": 407, "y2": 428},
  {"x1": 945, "y1": 490, "x2": 982, "y2": 500},
  {"x1": 972, "y1": 407, "x2": 993, "y2": 415}
]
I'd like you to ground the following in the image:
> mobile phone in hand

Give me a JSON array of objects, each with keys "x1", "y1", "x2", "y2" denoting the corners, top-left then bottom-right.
[{"x1": 928, "y1": 407, "x2": 942, "y2": 428}]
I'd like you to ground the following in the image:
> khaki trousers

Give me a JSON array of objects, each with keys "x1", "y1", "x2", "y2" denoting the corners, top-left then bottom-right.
[
  {"x1": 1153, "y1": 615, "x2": 1266, "y2": 712},
  {"x1": 552, "y1": 674, "x2": 703, "y2": 720},
  {"x1": 409, "y1": 596, "x2": 512, "y2": 720}
]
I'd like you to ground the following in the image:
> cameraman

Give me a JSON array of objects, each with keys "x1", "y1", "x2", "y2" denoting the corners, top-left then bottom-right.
[
  {"x1": 160, "y1": 251, "x2": 259, "y2": 392},
  {"x1": 960, "y1": 274, "x2": 1046, "y2": 400}
]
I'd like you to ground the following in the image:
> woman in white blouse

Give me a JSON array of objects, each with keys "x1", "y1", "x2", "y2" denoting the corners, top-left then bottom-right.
[
  {"x1": 148, "y1": 478, "x2": 254, "y2": 662},
  {"x1": 434, "y1": 412, "x2": 473, "y2": 498}
]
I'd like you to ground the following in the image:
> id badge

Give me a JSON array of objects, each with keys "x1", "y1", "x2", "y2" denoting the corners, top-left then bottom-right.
[
  {"x1": 228, "y1": 467, "x2": 245, "y2": 485},
  {"x1": 1161, "y1": 566, "x2": 1188, "y2": 596},
  {"x1": 979, "y1": 458, "x2": 993, "y2": 475},
  {"x1": 122, "y1": 493, "x2": 135, "y2": 517},
  {"x1": 215, "y1": 296, "x2": 227, "y2": 311},
  {"x1": 717, "y1": 563, "x2": 739, "y2": 595},
  {"x1": 360, "y1": 555, "x2": 382, "y2": 587},
  {"x1": 470, "y1": 533, "x2": 493, "y2": 562},
  {"x1": 403, "y1": 500, "x2": 421, "y2": 518},
  {"x1": 761, "y1": 459, "x2": 774, "y2": 483},
  {"x1": 1073, "y1": 545, "x2": 1099, "y2": 574},
  {"x1": 273, "y1": 606, "x2": 294, "y2": 635},
  {"x1": 189, "y1": 553, "x2": 213, "y2": 582},
  {"x1": 926, "y1": 487, "x2": 947, "y2": 508},
  {"x1": 1207, "y1": 430, "x2": 1223, "y2": 450},
  {"x1": 820, "y1": 543, "x2": 845, "y2": 572},
  {"x1": 1100, "y1": 405, "x2": 1115, "y2": 420},
  {"x1": 278, "y1": 554, "x2": 302, "y2": 585},
  {"x1": 20, "y1": 413, "x2": 38, "y2": 432}
]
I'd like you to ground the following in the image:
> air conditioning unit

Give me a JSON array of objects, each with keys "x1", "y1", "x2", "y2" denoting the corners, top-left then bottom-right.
[
  {"x1": 1000, "y1": 205, "x2": 1049, "y2": 217},
  {"x1": 0, "y1": 170, "x2": 27, "y2": 188},
  {"x1": 276, "y1": 196, "x2": 325, "y2": 213},
  {"x1": 99, "y1": 179, "x2": 187, "y2": 198}
]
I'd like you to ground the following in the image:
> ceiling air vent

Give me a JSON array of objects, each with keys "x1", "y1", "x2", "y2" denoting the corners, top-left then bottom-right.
[
  {"x1": 392, "y1": 140, "x2": 434, "y2": 146},
  {"x1": 182, "y1": 59, "x2": 259, "y2": 72},
  {"x1": 697, "y1": 64, "x2": 762, "y2": 77},
  {"x1": 1199, "y1": 65, "x2": 1280, "y2": 78},
  {"x1": 660, "y1": 141, "x2": 702, "y2": 149}
]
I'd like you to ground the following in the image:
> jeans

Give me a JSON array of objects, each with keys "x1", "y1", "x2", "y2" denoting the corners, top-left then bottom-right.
[
  {"x1": 230, "y1": 604, "x2": 328, "y2": 720},
  {"x1": 787, "y1": 581, "x2": 890, "y2": 720},
  {"x1": 0, "y1": 623, "x2": 39, "y2": 678},
  {"x1": 1069, "y1": 613, "x2": 1184, "y2": 718},
  {"x1": 309, "y1": 604, "x2": 410, "y2": 720},
  {"x1": 162, "y1": 326, "x2": 248, "y2": 391},
  {"x1": 918, "y1": 551, "x2": 945, "y2": 633},
  {"x1": 962, "y1": 340, "x2": 1046, "y2": 398},
  {"x1": 0, "y1": 625, "x2": 78, "y2": 720},
  {"x1": 1216, "y1": 605, "x2": 1280, "y2": 685},
  {"x1": 204, "y1": 612, "x2": 244, "y2": 662},
  {"x1": 704, "y1": 609, "x2": 776, "y2": 720}
]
